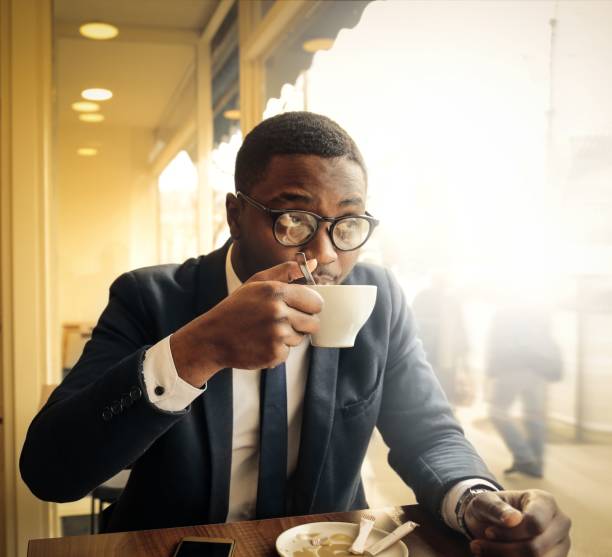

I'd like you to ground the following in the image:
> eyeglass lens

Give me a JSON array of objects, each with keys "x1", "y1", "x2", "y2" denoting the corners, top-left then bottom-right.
[{"x1": 274, "y1": 212, "x2": 371, "y2": 250}]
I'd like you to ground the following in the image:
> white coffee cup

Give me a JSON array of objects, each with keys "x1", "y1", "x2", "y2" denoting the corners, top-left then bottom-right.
[{"x1": 307, "y1": 285, "x2": 377, "y2": 348}]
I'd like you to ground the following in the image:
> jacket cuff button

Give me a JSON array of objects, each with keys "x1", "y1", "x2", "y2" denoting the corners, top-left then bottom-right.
[
  {"x1": 111, "y1": 401, "x2": 122, "y2": 415},
  {"x1": 130, "y1": 386, "x2": 142, "y2": 402},
  {"x1": 102, "y1": 407, "x2": 113, "y2": 421},
  {"x1": 121, "y1": 394, "x2": 132, "y2": 408},
  {"x1": 154, "y1": 385, "x2": 165, "y2": 396}
]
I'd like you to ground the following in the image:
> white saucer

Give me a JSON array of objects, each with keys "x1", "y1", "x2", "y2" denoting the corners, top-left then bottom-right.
[{"x1": 276, "y1": 521, "x2": 409, "y2": 557}]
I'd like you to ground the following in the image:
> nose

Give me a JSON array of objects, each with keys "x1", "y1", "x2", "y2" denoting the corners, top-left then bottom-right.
[{"x1": 303, "y1": 224, "x2": 338, "y2": 266}]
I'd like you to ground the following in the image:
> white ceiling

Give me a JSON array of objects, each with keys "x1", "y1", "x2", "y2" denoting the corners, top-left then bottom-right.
[{"x1": 54, "y1": 0, "x2": 218, "y2": 129}]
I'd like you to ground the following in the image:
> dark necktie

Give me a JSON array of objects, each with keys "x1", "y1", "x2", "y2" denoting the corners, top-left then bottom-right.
[{"x1": 255, "y1": 363, "x2": 288, "y2": 519}]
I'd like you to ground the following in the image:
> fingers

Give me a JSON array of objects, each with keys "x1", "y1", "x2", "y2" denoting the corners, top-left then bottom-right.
[
  {"x1": 471, "y1": 514, "x2": 571, "y2": 556},
  {"x1": 281, "y1": 328, "x2": 306, "y2": 348},
  {"x1": 551, "y1": 537, "x2": 571, "y2": 557},
  {"x1": 247, "y1": 259, "x2": 318, "y2": 284},
  {"x1": 470, "y1": 491, "x2": 572, "y2": 557},
  {"x1": 282, "y1": 283, "x2": 324, "y2": 314},
  {"x1": 484, "y1": 491, "x2": 557, "y2": 542},
  {"x1": 468, "y1": 491, "x2": 524, "y2": 529},
  {"x1": 285, "y1": 307, "x2": 320, "y2": 335}
]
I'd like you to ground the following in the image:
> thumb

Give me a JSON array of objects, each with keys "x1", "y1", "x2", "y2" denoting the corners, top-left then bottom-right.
[
  {"x1": 468, "y1": 492, "x2": 524, "y2": 529},
  {"x1": 246, "y1": 258, "x2": 318, "y2": 284}
]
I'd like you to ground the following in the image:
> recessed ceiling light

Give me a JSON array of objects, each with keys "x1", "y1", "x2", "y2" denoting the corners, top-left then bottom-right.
[
  {"x1": 302, "y1": 38, "x2": 334, "y2": 53},
  {"x1": 79, "y1": 22, "x2": 119, "y2": 41},
  {"x1": 79, "y1": 113, "x2": 105, "y2": 123},
  {"x1": 81, "y1": 88, "x2": 113, "y2": 101},
  {"x1": 72, "y1": 101, "x2": 100, "y2": 113},
  {"x1": 223, "y1": 109, "x2": 241, "y2": 121},
  {"x1": 77, "y1": 147, "x2": 98, "y2": 156}
]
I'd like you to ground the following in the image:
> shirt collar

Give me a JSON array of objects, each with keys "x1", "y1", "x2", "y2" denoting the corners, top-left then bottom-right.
[{"x1": 225, "y1": 243, "x2": 242, "y2": 295}]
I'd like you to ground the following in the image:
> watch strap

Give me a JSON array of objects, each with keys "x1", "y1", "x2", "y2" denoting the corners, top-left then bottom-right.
[{"x1": 455, "y1": 485, "x2": 496, "y2": 539}]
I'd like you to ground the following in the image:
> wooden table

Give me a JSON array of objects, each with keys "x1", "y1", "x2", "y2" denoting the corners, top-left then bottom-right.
[{"x1": 28, "y1": 506, "x2": 471, "y2": 557}]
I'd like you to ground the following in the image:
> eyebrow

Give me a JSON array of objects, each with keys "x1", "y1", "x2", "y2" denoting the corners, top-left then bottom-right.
[
  {"x1": 338, "y1": 196, "x2": 364, "y2": 207},
  {"x1": 269, "y1": 191, "x2": 313, "y2": 205},
  {"x1": 268, "y1": 191, "x2": 365, "y2": 209}
]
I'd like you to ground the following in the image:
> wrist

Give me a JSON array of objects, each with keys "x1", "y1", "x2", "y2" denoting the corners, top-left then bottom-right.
[
  {"x1": 456, "y1": 486, "x2": 495, "y2": 539},
  {"x1": 170, "y1": 325, "x2": 222, "y2": 387}
]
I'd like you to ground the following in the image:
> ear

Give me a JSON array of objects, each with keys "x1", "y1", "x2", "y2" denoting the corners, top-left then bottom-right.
[{"x1": 226, "y1": 193, "x2": 241, "y2": 239}]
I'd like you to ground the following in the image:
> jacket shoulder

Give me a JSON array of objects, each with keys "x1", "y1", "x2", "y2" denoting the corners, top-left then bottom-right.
[
  {"x1": 348, "y1": 262, "x2": 398, "y2": 290},
  {"x1": 124, "y1": 257, "x2": 202, "y2": 292}
]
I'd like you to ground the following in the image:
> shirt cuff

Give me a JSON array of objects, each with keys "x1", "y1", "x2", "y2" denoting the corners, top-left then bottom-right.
[
  {"x1": 142, "y1": 335, "x2": 205, "y2": 412},
  {"x1": 441, "y1": 478, "x2": 499, "y2": 532}
]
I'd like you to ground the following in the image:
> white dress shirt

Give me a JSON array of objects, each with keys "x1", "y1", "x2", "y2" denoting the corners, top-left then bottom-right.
[{"x1": 141, "y1": 246, "x2": 496, "y2": 528}]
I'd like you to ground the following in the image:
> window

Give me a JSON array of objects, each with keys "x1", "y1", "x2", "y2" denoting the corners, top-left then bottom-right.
[{"x1": 158, "y1": 150, "x2": 199, "y2": 263}]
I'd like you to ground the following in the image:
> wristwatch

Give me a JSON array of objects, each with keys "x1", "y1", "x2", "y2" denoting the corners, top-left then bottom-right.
[{"x1": 455, "y1": 486, "x2": 495, "y2": 539}]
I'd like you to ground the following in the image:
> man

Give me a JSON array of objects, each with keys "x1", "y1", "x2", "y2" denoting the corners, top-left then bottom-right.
[
  {"x1": 487, "y1": 303, "x2": 563, "y2": 479},
  {"x1": 21, "y1": 112, "x2": 570, "y2": 556}
]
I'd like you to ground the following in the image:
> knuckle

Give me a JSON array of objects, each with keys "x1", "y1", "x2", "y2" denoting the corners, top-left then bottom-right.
[
  {"x1": 309, "y1": 314, "x2": 321, "y2": 332},
  {"x1": 270, "y1": 301, "x2": 286, "y2": 321},
  {"x1": 271, "y1": 322, "x2": 286, "y2": 339},
  {"x1": 273, "y1": 343, "x2": 288, "y2": 361},
  {"x1": 561, "y1": 515, "x2": 572, "y2": 533},
  {"x1": 271, "y1": 281, "x2": 286, "y2": 299},
  {"x1": 258, "y1": 281, "x2": 283, "y2": 299},
  {"x1": 534, "y1": 489, "x2": 554, "y2": 504},
  {"x1": 252, "y1": 281, "x2": 273, "y2": 297},
  {"x1": 289, "y1": 333, "x2": 305, "y2": 347},
  {"x1": 524, "y1": 514, "x2": 545, "y2": 537}
]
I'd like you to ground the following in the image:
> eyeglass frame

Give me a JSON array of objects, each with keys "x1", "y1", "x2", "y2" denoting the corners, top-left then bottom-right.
[{"x1": 236, "y1": 191, "x2": 380, "y2": 252}]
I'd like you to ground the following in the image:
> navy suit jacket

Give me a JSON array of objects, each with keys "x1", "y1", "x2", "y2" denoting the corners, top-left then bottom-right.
[{"x1": 20, "y1": 241, "x2": 498, "y2": 532}]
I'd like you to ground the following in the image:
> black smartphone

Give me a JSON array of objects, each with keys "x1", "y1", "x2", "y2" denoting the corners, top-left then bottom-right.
[{"x1": 172, "y1": 537, "x2": 236, "y2": 557}]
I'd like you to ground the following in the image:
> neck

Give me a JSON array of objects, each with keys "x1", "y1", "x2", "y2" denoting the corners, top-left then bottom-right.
[{"x1": 230, "y1": 242, "x2": 251, "y2": 283}]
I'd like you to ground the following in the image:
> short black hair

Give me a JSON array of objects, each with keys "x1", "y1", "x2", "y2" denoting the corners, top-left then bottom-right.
[{"x1": 234, "y1": 111, "x2": 367, "y2": 192}]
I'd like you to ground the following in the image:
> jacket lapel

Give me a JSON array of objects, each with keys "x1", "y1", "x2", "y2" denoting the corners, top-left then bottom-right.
[
  {"x1": 291, "y1": 346, "x2": 339, "y2": 514},
  {"x1": 195, "y1": 241, "x2": 234, "y2": 523}
]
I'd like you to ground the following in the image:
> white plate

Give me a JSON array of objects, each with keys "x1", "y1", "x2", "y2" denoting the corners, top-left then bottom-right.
[{"x1": 276, "y1": 521, "x2": 409, "y2": 557}]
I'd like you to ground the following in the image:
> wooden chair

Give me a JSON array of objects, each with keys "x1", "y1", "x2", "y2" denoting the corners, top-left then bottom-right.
[{"x1": 90, "y1": 469, "x2": 131, "y2": 534}]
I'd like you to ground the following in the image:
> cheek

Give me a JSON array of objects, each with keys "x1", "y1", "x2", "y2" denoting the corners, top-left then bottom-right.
[
  {"x1": 337, "y1": 251, "x2": 360, "y2": 280},
  {"x1": 242, "y1": 225, "x2": 296, "y2": 270}
]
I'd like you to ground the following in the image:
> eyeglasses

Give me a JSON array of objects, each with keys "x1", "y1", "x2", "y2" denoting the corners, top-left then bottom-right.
[{"x1": 237, "y1": 191, "x2": 379, "y2": 252}]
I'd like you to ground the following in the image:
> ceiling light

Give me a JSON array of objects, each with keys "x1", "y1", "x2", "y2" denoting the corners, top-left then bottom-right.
[
  {"x1": 223, "y1": 109, "x2": 241, "y2": 121},
  {"x1": 81, "y1": 88, "x2": 113, "y2": 101},
  {"x1": 79, "y1": 22, "x2": 119, "y2": 40},
  {"x1": 77, "y1": 148, "x2": 98, "y2": 156},
  {"x1": 72, "y1": 101, "x2": 100, "y2": 113},
  {"x1": 79, "y1": 113, "x2": 105, "y2": 123},
  {"x1": 302, "y1": 38, "x2": 334, "y2": 53}
]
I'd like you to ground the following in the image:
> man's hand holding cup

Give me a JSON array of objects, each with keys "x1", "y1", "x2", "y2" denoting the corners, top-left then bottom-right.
[{"x1": 170, "y1": 259, "x2": 323, "y2": 387}]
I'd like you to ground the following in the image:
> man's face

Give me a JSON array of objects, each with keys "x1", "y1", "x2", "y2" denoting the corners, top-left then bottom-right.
[{"x1": 228, "y1": 154, "x2": 367, "y2": 285}]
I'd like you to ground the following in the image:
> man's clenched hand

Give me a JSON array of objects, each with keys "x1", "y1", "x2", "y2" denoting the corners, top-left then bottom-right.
[{"x1": 465, "y1": 489, "x2": 571, "y2": 556}]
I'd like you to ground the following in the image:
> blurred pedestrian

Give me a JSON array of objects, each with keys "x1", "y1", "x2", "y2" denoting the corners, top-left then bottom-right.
[{"x1": 486, "y1": 304, "x2": 562, "y2": 478}]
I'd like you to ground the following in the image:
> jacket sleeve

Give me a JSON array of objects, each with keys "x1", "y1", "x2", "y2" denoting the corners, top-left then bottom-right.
[
  {"x1": 20, "y1": 271, "x2": 189, "y2": 503},
  {"x1": 376, "y1": 269, "x2": 500, "y2": 517}
]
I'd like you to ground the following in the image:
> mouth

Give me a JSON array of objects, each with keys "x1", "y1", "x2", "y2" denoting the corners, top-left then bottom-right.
[
  {"x1": 292, "y1": 274, "x2": 339, "y2": 285},
  {"x1": 312, "y1": 274, "x2": 339, "y2": 285}
]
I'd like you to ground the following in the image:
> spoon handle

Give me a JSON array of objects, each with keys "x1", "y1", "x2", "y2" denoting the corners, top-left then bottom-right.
[{"x1": 296, "y1": 252, "x2": 317, "y2": 285}]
